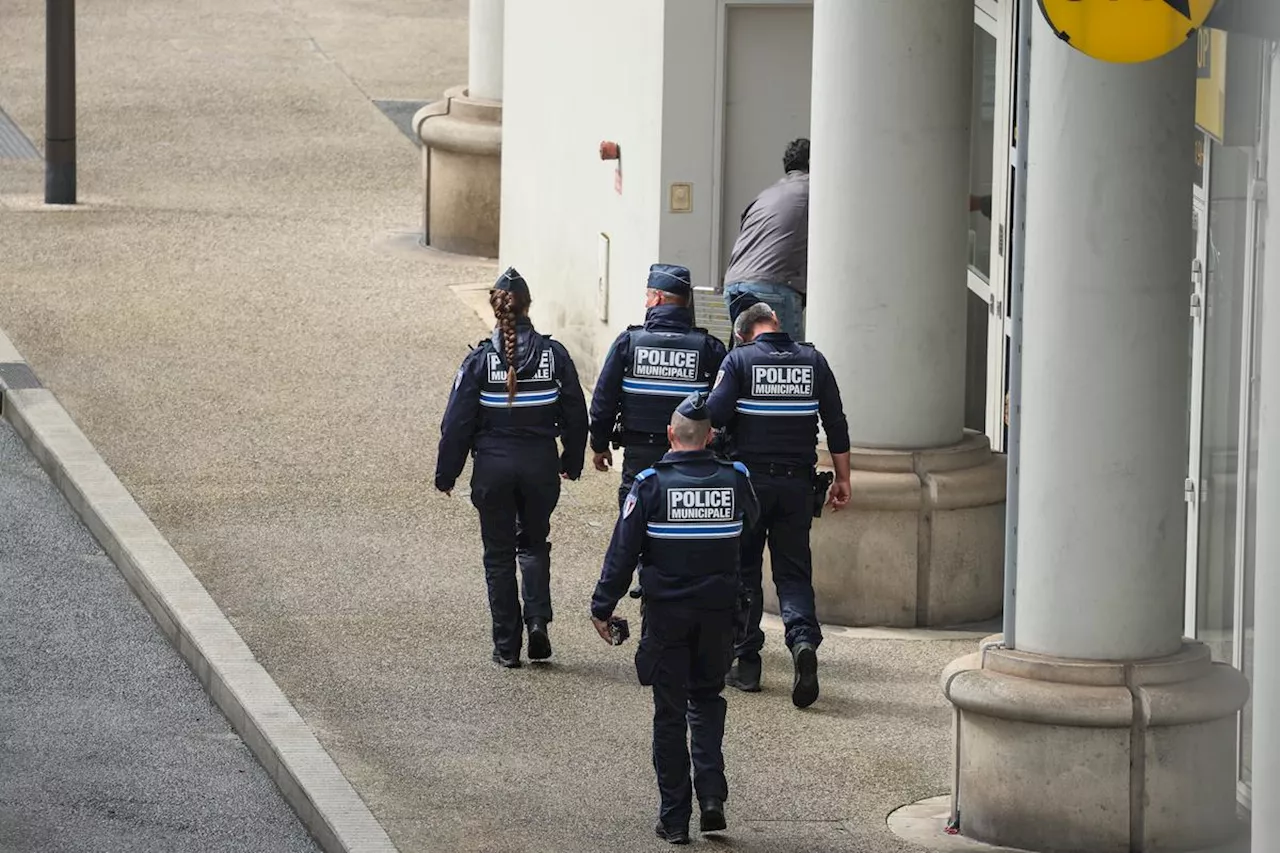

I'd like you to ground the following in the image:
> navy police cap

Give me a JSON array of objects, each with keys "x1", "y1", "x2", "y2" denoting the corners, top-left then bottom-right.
[
  {"x1": 647, "y1": 263, "x2": 692, "y2": 296},
  {"x1": 493, "y1": 266, "x2": 530, "y2": 297},
  {"x1": 676, "y1": 390, "x2": 710, "y2": 422}
]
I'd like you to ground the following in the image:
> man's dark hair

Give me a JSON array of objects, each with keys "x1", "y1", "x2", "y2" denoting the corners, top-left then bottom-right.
[{"x1": 783, "y1": 138, "x2": 810, "y2": 173}]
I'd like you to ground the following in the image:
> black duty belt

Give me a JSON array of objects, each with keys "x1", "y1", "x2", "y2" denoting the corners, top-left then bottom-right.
[
  {"x1": 751, "y1": 461, "x2": 812, "y2": 479},
  {"x1": 615, "y1": 430, "x2": 668, "y2": 447}
]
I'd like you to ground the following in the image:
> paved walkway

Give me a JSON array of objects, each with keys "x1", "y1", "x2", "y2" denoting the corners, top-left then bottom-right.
[
  {"x1": 0, "y1": 2, "x2": 974, "y2": 851},
  {"x1": 0, "y1": 419, "x2": 319, "y2": 853}
]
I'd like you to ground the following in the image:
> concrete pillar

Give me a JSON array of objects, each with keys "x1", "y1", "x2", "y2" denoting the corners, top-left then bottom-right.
[
  {"x1": 468, "y1": 0, "x2": 504, "y2": 101},
  {"x1": 412, "y1": 0, "x2": 504, "y2": 256},
  {"x1": 785, "y1": 0, "x2": 1006, "y2": 628},
  {"x1": 942, "y1": 22, "x2": 1249, "y2": 853},
  {"x1": 1013, "y1": 12, "x2": 1193, "y2": 664},
  {"x1": 1251, "y1": 48, "x2": 1280, "y2": 853},
  {"x1": 808, "y1": 0, "x2": 969, "y2": 450}
]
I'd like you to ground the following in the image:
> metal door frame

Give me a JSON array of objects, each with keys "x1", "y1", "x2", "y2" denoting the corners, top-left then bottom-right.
[
  {"x1": 969, "y1": 1, "x2": 1015, "y2": 448},
  {"x1": 1186, "y1": 135, "x2": 1212, "y2": 637}
]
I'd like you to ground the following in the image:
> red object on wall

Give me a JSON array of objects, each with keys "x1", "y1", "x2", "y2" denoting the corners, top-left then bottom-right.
[{"x1": 599, "y1": 141, "x2": 621, "y2": 161}]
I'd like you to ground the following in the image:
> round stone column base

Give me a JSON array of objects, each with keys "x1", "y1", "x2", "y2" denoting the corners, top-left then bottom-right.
[
  {"x1": 764, "y1": 431, "x2": 1006, "y2": 627},
  {"x1": 887, "y1": 795, "x2": 1249, "y2": 853},
  {"x1": 414, "y1": 86, "x2": 502, "y2": 257},
  {"x1": 941, "y1": 639, "x2": 1250, "y2": 853}
]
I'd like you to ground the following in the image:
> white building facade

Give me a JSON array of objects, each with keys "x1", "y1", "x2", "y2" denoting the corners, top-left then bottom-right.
[{"x1": 497, "y1": 1, "x2": 1278, "y2": 849}]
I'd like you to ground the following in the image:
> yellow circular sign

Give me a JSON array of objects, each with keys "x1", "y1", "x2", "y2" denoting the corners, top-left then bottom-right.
[{"x1": 1038, "y1": 0, "x2": 1217, "y2": 64}]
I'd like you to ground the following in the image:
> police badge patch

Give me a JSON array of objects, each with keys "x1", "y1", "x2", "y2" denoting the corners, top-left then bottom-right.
[{"x1": 623, "y1": 493, "x2": 637, "y2": 519}]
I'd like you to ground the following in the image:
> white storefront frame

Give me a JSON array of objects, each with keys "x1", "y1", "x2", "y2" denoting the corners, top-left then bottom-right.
[
  {"x1": 969, "y1": 1, "x2": 1016, "y2": 449},
  {"x1": 1186, "y1": 139, "x2": 1212, "y2": 635},
  {"x1": 1183, "y1": 41, "x2": 1273, "y2": 811},
  {"x1": 1234, "y1": 53, "x2": 1270, "y2": 809}
]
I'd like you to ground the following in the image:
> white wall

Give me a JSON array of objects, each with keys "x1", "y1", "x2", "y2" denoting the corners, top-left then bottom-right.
[{"x1": 499, "y1": 0, "x2": 667, "y2": 385}]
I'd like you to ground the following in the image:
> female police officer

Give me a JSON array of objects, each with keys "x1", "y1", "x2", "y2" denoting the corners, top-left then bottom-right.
[{"x1": 435, "y1": 267, "x2": 588, "y2": 668}]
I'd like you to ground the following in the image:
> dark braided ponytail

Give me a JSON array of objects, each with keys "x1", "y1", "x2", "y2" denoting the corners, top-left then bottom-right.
[{"x1": 489, "y1": 288, "x2": 531, "y2": 405}]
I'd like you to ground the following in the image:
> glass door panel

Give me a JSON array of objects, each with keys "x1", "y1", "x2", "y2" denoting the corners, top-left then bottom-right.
[
  {"x1": 1195, "y1": 141, "x2": 1252, "y2": 667},
  {"x1": 967, "y1": 5, "x2": 1013, "y2": 448}
]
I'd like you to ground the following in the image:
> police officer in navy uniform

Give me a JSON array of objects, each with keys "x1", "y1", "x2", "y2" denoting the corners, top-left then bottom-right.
[
  {"x1": 436, "y1": 267, "x2": 588, "y2": 668},
  {"x1": 590, "y1": 392, "x2": 758, "y2": 845},
  {"x1": 589, "y1": 264, "x2": 728, "y2": 508},
  {"x1": 706, "y1": 298, "x2": 852, "y2": 708}
]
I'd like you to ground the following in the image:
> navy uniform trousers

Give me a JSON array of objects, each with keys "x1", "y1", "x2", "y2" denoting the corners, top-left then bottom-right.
[
  {"x1": 637, "y1": 602, "x2": 735, "y2": 830},
  {"x1": 617, "y1": 442, "x2": 668, "y2": 509},
  {"x1": 468, "y1": 440, "x2": 560, "y2": 657},
  {"x1": 736, "y1": 470, "x2": 822, "y2": 656}
]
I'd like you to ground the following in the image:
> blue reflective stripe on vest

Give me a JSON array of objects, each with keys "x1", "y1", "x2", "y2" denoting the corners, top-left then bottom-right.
[
  {"x1": 735, "y1": 399, "x2": 819, "y2": 416},
  {"x1": 621, "y1": 378, "x2": 710, "y2": 397},
  {"x1": 646, "y1": 521, "x2": 743, "y2": 539},
  {"x1": 480, "y1": 388, "x2": 560, "y2": 408}
]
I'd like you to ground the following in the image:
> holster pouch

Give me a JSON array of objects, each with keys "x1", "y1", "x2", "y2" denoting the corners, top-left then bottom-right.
[{"x1": 812, "y1": 470, "x2": 835, "y2": 519}]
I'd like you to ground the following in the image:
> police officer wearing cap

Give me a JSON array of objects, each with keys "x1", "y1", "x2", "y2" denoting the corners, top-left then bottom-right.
[
  {"x1": 706, "y1": 298, "x2": 852, "y2": 708},
  {"x1": 436, "y1": 267, "x2": 588, "y2": 668},
  {"x1": 589, "y1": 264, "x2": 728, "y2": 509},
  {"x1": 590, "y1": 391, "x2": 758, "y2": 845}
]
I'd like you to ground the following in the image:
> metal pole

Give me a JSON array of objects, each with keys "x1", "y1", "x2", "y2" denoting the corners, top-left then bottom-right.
[
  {"x1": 1002, "y1": 0, "x2": 1032, "y2": 649},
  {"x1": 45, "y1": 0, "x2": 75, "y2": 205}
]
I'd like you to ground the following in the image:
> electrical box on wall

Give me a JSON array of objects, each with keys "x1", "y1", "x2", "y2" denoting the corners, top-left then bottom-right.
[{"x1": 597, "y1": 233, "x2": 610, "y2": 323}]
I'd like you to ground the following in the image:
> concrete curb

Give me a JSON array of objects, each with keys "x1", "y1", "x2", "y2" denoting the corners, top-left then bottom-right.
[{"x1": 0, "y1": 331, "x2": 398, "y2": 853}]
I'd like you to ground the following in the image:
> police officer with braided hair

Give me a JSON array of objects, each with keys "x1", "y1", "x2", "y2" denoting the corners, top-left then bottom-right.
[
  {"x1": 706, "y1": 298, "x2": 852, "y2": 708},
  {"x1": 591, "y1": 391, "x2": 758, "y2": 845},
  {"x1": 436, "y1": 267, "x2": 588, "y2": 669}
]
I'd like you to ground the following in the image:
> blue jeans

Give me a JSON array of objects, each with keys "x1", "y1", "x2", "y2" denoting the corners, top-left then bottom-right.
[{"x1": 724, "y1": 281, "x2": 805, "y2": 341}]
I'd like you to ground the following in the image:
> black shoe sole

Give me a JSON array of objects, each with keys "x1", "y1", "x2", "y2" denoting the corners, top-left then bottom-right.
[
  {"x1": 528, "y1": 632, "x2": 551, "y2": 661},
  {"x1": 699, "y1": 810, "x2": 727, "y2": 833},
  {"x1": 792, "y1": 646, "x2": 818, "y2": 708},
  {"x1": 492, "y1": 653, "x2": 522, "y2": 669}
]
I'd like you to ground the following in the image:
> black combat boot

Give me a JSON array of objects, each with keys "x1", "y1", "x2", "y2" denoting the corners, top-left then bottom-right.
[
  {"x1": 698, "y1": 798, "x2": 727, "y2": 833},
  {"x1": 791, "y1": 642, "x2": 819, "y2": 708},
  {"x1": 491, "y1": 649, "x2": 522, "y2": 669},
  {"x1": 726, "y1": 653, "x2": 762, "y2": 692},
  {"x1": 654, "y1": 823, "x2": 690, "y2": 845},
  {"x1": 527, "y1": 618, "x2": 552, "y2": 661}
]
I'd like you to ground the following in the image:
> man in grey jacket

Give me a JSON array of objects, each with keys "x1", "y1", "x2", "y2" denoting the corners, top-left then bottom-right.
[{"x1": 721, "y1": 139, "x2": 810, "y2": 341}]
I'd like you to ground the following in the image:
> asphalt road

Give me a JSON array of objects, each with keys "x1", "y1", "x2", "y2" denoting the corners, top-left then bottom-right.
[{"x1": 0, "y1": 418, "x2": 318, "y2": 853}]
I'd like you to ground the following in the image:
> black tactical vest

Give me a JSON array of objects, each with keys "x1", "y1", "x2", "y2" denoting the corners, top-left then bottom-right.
[
  {"x1": 729, "y1": 341, "x2": 822, "y2": 463},
  {"x1": 477, "y1": 340, "x2": 561, "y2": 432},
  {"x1": 620, "y1": 327, "x2": 714, "y2": 436},
  {"x1": 636, "y1": 459, "x2": 746, "y2": 603}
]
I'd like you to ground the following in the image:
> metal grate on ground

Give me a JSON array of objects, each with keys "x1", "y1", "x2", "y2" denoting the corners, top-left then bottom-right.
[{"x1": 0, "y1": 108, "x2": 40, "y2": 160}]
